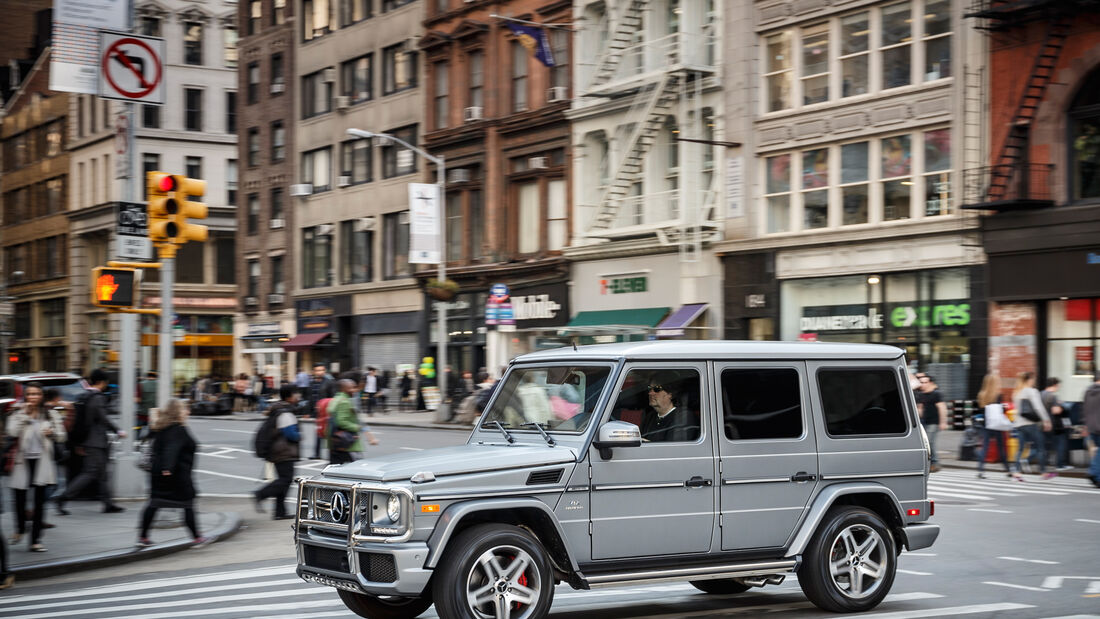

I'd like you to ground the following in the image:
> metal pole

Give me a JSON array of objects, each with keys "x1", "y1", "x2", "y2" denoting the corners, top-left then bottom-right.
[
  {"x1": 119, "y1": 101, "x2": 137, "y2": 458},
  {"x1": 435, "y1": 156, "x2": 448, "y2": 421},
  {"x1": 158, "y1": 255, "x2": 173, "y2": 408}
]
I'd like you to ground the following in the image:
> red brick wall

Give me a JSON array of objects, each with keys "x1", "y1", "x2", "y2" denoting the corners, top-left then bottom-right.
[{"x1": 988, "y1": 302, "x2": 1038, "y2": 399}]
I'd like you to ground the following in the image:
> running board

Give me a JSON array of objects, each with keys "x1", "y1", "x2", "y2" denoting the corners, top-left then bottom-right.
[{"x1": 582, "y1": 559, "x2": 799, "y2": 588}]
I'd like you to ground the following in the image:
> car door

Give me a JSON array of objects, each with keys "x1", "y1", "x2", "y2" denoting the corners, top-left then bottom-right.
[
  {"x1": 715, "y1": 361, "x2": 819, "y2": 551},
  {"x1": 588, "y1": 362, "x2": 716, "y2": 560}
]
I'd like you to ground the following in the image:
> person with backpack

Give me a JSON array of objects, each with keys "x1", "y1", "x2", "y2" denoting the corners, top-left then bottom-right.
[
  {"x1": 57, "y1": 369, "x2": 126, "y2": 515},
  {"x1": 253, "y1": 385, "x2": 301, "y2": 520},
  {"x1": 328, "y1": 379, "x2": 378, "y2": 465}
]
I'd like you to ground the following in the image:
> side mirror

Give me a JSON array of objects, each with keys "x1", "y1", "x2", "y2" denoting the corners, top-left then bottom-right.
[{"x1": 592, "y1": 420, "x2": 642, "y2": 460}]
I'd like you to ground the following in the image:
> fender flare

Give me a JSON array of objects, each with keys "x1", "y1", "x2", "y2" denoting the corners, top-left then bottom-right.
[
  {"x1": 424, "y1": 497, "x2": 580, "y2": 572},
  {"x1": 784, "y1": 483, "x2": 905, "y2": 558}
]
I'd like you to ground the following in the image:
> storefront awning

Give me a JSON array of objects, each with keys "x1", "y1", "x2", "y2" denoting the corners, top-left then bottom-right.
[
  {"x1": 564, "y1": 307, "x2": 670, "y2": 332},
  {"x1": 281, "y1": 332, "x2": 332, "y2": 351},
  {"x1": 655, "y1": 303, "x2": 708, "y2": 338}
]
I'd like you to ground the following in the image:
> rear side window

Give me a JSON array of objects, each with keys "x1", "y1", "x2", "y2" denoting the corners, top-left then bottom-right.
[
  {"x1": 818, "y1": 368, "x2": 908, "y2": 436},
  {"x1": 721, "y1": 368, "x2": 802, "y2": 440}
]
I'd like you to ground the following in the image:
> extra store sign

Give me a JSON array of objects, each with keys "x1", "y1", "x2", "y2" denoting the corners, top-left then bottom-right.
[{"x1": 800, "y1": 301, "x2": 970, "y2": 333}]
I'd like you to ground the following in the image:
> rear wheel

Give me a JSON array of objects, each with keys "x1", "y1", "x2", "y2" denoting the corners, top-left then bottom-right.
[
  {"x1": 689, "y1": 579, "x2": 752, "y2": 595},
  {"x1": 798, "y1": 506, "x2": 897, "y2": 612},
  {"x1": 337, "y1": 590, "x2": 433, "y2": 619}
]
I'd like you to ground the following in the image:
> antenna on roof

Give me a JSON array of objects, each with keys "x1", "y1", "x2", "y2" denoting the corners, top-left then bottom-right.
[{"x1": 572, "y1": 339, "x2": 578, "y2": 352}]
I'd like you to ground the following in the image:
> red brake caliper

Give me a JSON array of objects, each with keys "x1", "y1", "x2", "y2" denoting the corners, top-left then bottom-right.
[{"x1": 510, "y1": 555, "x2": 528, "y2": 610}]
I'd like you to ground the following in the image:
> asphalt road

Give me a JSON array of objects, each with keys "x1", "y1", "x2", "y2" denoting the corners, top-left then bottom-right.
[{"x1": 2, "y1": 419, "x2": 1098, "y2": 618}]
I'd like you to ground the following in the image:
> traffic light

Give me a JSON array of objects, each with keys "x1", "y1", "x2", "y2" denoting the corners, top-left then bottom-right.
[
  {"x1": 170, "y1": 175, "x2": 208, "y2": 245},
  {"x1": 144, "y1": 172, "x2": 208, "y2": 248},
  {"x1": 91, "y1": 267, "x2": 139, "y2": 308}
]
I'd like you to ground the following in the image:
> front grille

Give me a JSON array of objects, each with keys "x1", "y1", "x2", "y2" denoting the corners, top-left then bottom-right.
[
  {"x1": 304, "y1": 546, "x2": 350, "y2": 573},
  {"x1": 361, "y1": 552, "x2": 398, "y2": 583},
  {"x1": 526, "y1": 468, "x2": 564, "y2": 485},
  {"x1": 310, "y1": 487, "x2": 345, "y2": 525}
]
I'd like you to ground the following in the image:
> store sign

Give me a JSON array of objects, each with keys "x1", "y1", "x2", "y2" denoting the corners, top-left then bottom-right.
[
  {"x1": 486, "y1": 283, "x2": 514, "y2": 326},
  {"x1": 1088, "y1": 252, "x2": 1100, "y2": 265},
  {"x1": 800, "y1": 308, "x2": 884, "y2": 332},
  {"x1": 600, "y1": 276, "x2": 647, "y2": 295},
  {"x1": 513, "y1": 294, "x2": 561, "y2": 321},
  {"x1": 1076, "y1": 346, "x2": 1095, "y2": 376},
  {"x1": 745, "y1": 294, "x2": 767, "y2": 309},
  {"x1": 247, "y1": 322, "x2": 282, "y2": 336},
  {"x1": 889, "y1": 303, "x2": 970, "y2": 328}
]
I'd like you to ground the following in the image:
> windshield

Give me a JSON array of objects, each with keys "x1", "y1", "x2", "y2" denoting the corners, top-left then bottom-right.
[{"x1": 480, "y1": 365, "x2": 612, "y2": 434}]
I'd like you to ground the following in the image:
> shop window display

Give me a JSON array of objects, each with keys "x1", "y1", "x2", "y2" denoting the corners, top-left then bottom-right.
[{"x1": 1047, "y1": 299, "x2": 1098, "y2": 400}]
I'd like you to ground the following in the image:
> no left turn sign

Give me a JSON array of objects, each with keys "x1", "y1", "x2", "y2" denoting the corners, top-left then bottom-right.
[{"x1": 98, "y1": 30, "x2": 165, "y2": 104}]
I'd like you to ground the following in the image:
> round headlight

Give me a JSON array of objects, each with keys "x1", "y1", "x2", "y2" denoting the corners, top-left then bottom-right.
[{"x1": 386, "y1": 494, "x2": 402, "y2": 523}]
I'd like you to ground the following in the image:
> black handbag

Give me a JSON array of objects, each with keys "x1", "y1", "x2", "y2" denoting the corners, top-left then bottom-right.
[
  {"x1": 53, "y1": 440, "x2": 69, "y2": 464},
  {"x1": 1018, "y1": 398, "x2": 1041, "y2": 423}
]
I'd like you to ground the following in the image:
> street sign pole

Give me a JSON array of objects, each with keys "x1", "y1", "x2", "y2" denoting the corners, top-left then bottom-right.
[{"x1": 158, "y1": 255, "x2": 173, "y2": 411}]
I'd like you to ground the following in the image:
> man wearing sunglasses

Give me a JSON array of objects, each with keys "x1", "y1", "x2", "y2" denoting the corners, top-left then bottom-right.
[{"x1": 639, "y1": 373, "x2": 698, "y2": 442}]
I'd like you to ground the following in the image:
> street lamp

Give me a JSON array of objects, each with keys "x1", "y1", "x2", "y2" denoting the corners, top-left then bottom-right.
[{"x1": 345, "y1": 128, "x2": 449, "y2": 420}]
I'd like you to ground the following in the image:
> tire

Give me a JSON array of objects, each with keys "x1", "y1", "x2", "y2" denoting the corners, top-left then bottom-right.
[
  {"x1": 431, "y1": 523, "x2": 555, "y2": 619},
  {"x1": 689, "y1": 579, "x2": 752, "y2": 595},
  {"x1": 798, "y1": 506, "x2": 897, "y2": 613},
  {"x1": 337, "y1": 589, "x2": 433, "y2": 619}
]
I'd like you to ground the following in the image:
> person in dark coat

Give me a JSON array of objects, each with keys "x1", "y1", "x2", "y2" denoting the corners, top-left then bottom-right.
[
  {"x1": 58, "y1": 368, "x2": 126, "y2": 514},
  {"x1": 254, "y1": 385, "x2": 301, "y2": 520},
  {"x1": 136, "y1": 399, "x2": 207, "y2": 548}
]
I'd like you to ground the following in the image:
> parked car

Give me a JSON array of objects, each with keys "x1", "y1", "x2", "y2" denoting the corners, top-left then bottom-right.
[
  {"x1": 293, "y1": 341, "x2": 940, "y2": 618},
  {"x1": 0, "y1": 372, "x2": 92, "y2": 415}
]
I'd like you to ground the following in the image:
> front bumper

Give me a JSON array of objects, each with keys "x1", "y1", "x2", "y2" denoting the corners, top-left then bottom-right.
[{"x1": 297, "y1": 534, "x2": 433, "y2": 596}]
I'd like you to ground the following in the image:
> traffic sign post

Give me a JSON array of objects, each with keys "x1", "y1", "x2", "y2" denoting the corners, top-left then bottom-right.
[
  {"x1": 97, "y1": 31, "x2": 165, "y2": 104},
  {"x1": 117, "y1": 202, "x2": 151, "y2": 259}
]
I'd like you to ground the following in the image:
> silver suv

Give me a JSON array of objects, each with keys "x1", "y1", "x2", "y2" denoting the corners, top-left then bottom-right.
[{"x1": 294, "y1": 341, "x2": 939, "y2": 618}]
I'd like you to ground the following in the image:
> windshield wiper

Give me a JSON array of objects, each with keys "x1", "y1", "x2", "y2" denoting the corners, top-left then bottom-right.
[
  {"x1": 521, "y1": 422, "x2": 556, "y2": 447},
  {"x1": 491, "y1": 421, "x2": 516, "y2": 444}
]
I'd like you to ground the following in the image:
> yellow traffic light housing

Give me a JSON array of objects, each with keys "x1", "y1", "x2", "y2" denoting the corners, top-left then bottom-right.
[
  {"x1": 171, "y1": 175, "x2": 208, "y2": 245},
  {"x1": 144, "y1": 172, "x2": 208, "y2": 253},
  {"x1": 91, "y1": 267, "x2": 140, "y2": 308},
  {"x1": 146, "y1": 172, "x2": 178, "y2": 244}
]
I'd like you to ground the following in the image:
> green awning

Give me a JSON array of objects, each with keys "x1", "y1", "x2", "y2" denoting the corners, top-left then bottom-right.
[{"x1": 566, "y1": 307, "x2": 671, "y2": 329}]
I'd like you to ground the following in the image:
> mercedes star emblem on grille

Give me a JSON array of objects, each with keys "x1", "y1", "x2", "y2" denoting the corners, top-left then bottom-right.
[{"x1": 330, "y1": 491, "x2": 348, "y2": 523}]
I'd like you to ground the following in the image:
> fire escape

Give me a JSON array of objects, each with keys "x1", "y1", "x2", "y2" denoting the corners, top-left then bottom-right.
[
  {"x1": 577, "y1": 0, "x2": 719, "y2": 255},
  {"x1": 962, "y1": 1, "x2": 1083, "y2": 209}
]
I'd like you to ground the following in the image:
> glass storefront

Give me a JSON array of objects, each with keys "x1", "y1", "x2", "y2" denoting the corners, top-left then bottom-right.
[
  {"x1": 781, "y1": 267, "x2": 972, "y2": 399},
  {"x1": 1046, "y1": 298, "x2": 1098, "y2": 401}
]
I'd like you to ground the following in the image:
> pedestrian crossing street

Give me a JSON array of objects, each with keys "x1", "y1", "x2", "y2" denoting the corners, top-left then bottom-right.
[
  {"x1": 0, "y1": 562, "x2": 1093, "y2": 619},
  {"x1": 928, "y1": 470, "x2": 1099, "y2": 504}
]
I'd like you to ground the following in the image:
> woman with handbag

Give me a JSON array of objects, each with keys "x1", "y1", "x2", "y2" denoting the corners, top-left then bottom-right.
[
  {"x1": 136, "y1": 399, "x2": 207, "y2": 548},
  {"x1": 1011, "y1": 372, "x2": 1053, "y2": 481},
  {"x1": 976, "y1": 374, "x2": 1013, "y2": 479},
  {"x1": 6, "y1": 382, "x2": 67, "y2": 552}
]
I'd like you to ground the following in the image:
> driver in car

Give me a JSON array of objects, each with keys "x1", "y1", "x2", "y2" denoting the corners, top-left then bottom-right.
[{"x1": 639, "y1": 373, "x2": 699, "y2": 442}]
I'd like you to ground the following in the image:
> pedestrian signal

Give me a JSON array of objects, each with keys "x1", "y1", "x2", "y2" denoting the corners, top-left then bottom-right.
[{"x1": 91, "y1": 267, "x2": 139, "y2": 308}]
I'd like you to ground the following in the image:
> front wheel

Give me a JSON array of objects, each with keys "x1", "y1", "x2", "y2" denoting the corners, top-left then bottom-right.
[
  {"x1": 432, "y1": 523, "x2": 555, "y2": 619},
  {"x1": 798, "y1": 506, "x2": 897, "y2": 612},
  {"x1": 689, "y1": 579, "x2": 752, "y2": 595},
  {"x1": 337, "y1": 590, "x2": 433, "y2": 619}
]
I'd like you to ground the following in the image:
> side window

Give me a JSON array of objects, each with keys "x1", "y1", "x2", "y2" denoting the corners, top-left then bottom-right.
[
  {"x1": 612, "y1": 369, "x2": 701, "y2": 443},
  {"x1": 721, "y1": 368, "x2": 802, "y2": 440},
  {"x1": 818, "y1": 368, "x2": 908, "y2": 436}
]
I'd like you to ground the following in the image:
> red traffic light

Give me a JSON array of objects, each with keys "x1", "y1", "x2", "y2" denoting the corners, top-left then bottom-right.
[
  {"x1": 8, "y1": 355, "x2": 18, "y2": 364},
  {"x1": 157, "y1": 175, "x2": 177, "y2": 192}
]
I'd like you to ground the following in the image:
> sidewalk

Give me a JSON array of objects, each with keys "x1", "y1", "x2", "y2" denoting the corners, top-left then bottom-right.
[
  {"x1": 7, "y1": 501, "x2": 242, "y2": 580},
  {"x1": 933, "y1": 428, "x2": 1093, "y2": 479}
]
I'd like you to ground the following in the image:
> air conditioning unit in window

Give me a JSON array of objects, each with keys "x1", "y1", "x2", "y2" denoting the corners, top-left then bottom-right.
[
  {"x1": 547, "y1": 86, "x2": 568, "y2": 102},
  {"x1": 270, "y1": 81, "x2": 285, "y2": 95},
  {"x1": 529, "y1": 156, "x2": 549, "y2": 169},
  {"x1": 354, "y1": 216, "x2": 376, "y2": 232},
  {"x1": 337, "y1": 175, "x2": 351, "y2": 187},
  {"x1": 322, "y1": 67, "x2": 336, "y2": 82},
  {"x1": 290, "y1": 184, "x2": 313, "y2": 197},
  {"x1": 448, "y1": 168, "x2": 471, "y2": 184},
  {"x1": 317, "y1": 223, "x2": 335, "y2": 236},
  {"x1": 335, "y1": 95, "x2": 350, "y2": 111},
  {"x1": 268, "y1": 293, "x2": 285, "y2": 305},
  {"x1": 463, "y1": 106, "x2": 484, "y2": 122},
  {"x1": 245, "y1": 296, "x2": 259, "y2": 306},
  {"x1": 269, "y1": 218, "x2": 285, "y2": 229}
]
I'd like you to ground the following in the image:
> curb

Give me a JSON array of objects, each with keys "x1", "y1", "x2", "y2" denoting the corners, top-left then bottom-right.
[{"x1": 10, "y1": 511, "x2": 245, "y2": 581}]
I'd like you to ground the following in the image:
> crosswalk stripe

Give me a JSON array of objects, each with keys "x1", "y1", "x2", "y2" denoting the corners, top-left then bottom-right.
[
  {"x1": 933, "y1": 478, "x2": 1070, "y2": 494},
  {"x1": 928, "y1": 482, "x2": 1021, "y2": 496},
  {"x1": 928, "y1": 480, "x2": 1056, "y2": 496},
  {"x1": 0, "y1": 578, "x2": 305, "y2": 613},
  {"x1": 860, "y1": 603, "x2": 1033, "y2": 618},
  {"x1": 935, "y1": 472, "x2": 1097, "y2": 491},
  {"x1": 5, "y1": 586, "x2": 333, "y2": 619},
  {"x1": 926, "y1": 489, "x2": 996, "y2": 500}
]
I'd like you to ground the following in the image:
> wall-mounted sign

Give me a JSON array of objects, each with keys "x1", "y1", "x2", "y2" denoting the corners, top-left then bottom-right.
[
  {"x1": 600, "y1": 276, "x2": 647, "y2": 295},
  {"x1": 247, "y1": 322, "x2": 282, "y2": 336},
  {"x1": 486, "y1": 283, "x2": 514, "y2": 326},
  {"x1": 745, "y1": 294, "x2": 767, "y2": 309},
  {"x1": 1088, "y1": 252, "x2": 1100, "y2": 265},
  {"x1": 889, "y1": 302, "x2": 970, "y2": 328},
  {"x1": 1076, "y1": 346, "x2": 1095, "y2": 376},
  {"x1": 800, "y1": 305, "x2": 884, "y2": 332}
]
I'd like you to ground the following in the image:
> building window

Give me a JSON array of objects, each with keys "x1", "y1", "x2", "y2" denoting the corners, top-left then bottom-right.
[
  {"x1": 45, "y1": 236, "x2": 61, "y2": 278},
  {"x1": 881, "y1": 134, "x2": 912, "y2": 221},
  {"x1": 227, "y1": 159, "x2": 238, "y2": 205},
  {"x1": 184, "y1": 22, "x2": 203, "y2": 65},
  {"x1": 271, "y1": 53, "x2": 284, "y2": 91},
  {"x1": 446, "y1": 192, "x2": 462, "y2": 261},
  {"x1": 802, "y1": 148, "x2": 829, "y2": 229},
  {"x1": 801, "y1": 24, "x2": 828, "y2": 105},
  {"x1": 469, "y1": 188, "x2": 484, "y2": 260},
  {"x1": 383, "y1": 0, "x2": 414, "y2": 11},
  {"x1": 341, "y1": 138, "x2": 371, "y2": 184},
  {"x1": 841, "y1": 142, "x2": 870, "y2": 225},
  {"x1": 302, "y1": 0, "x2": 332, "y2": 41},
  {"x1": 765, "y1": 154, "x2": 791, "y2": 233},
  {"x1": 433, "y1": 61, "x2": 449, "y2": 129},
  {"x1": 270, "y1": 255, "x2": 285, "y2": 294},
  {"x1": 433, "y1": 0, "x2": 448, "y2": 15},
  {"x1": 14, "y1": 302, "x2": 31, "y2": 339},
  {"x1": 186, "y1": 156, "x2": 202, "y2": 179},
  {"x1": 550, "y1": 29, "x2": 569, "y2": 91},
  {"x1": 382, "y1": 125, "x2": 417, "y2": 178},
  {"x1": 923, "y1": 128, "x2": 951, "y2": 216},
  {"x1": 271, "y1": 121, "x2": 285, "y2": 162},
  {"x1": 547, "y1": 179, "x2": 567, "y2": 251},
  {"x1": 248, "y1": 128, "x2": 260, "y2": 166},
  {"x1": 340, "y1": 219, "x2": 373, "y2": 283},
  {"x1": 881, "y1": 2, "x2": 912, "y2": 89},
  {"x1": 42, "y1": 299, "x2": 66, "y2": 338},
  {"x1": 382, "y1": 43, "x2": 417, "y2": 95},
  {"x1": 176, "y1": 242, "x2": 205, "y2": 283},
  {"x1": 138, "y1": 16, "x2": 161, "y2": 36},
  {"x1": 302, "y1": 146, "x2": 333, "y2": 192},
  {"x1": 271, "y1": 188, "x2": 283, "y2": 222},
  {"x1": 247, "y1": 193, "x2": 260, "y2": 234},
  {"x1": 923, "y1": 0, "x2": 951, "y2": 81},
  {"x1": 468, "y1": 51, "x2": 484, "y2": 109},
  {"x1": 840, "y1": 12, "x2": 870, "y2": 98},
  {"x1": 185, "y1": 88, "x2": 203, "y2": 131},
  {"x1": 517, "y1": 181, "x2": 539, "y2": 253},
  {"x1": 247, "y1": 259, "x2": 260, "y2": 298},
  {"x1": 248, "y1": 62, "x2": 260, "y2": 104},
  {"x1": 339, "y1": 0, "x2": 371, "y2": 26},
  {"x1": 382, "y1": 211, "x2": 411, "y2": 278},
  {"x1": 764, "y1": 32, "x2": 791, "y2": 112},
  {"x1": 248, "y1": 0, "x2": 261, "y2": 35},
  {"x1": 1071, "y1": 68, "x2": 1100, "y2": 201},
  {"x1": 224, "y1": 26, "x2": 238, "y2": 68},
  {"x1": 341, "y1": 54, "x2": 372, "y2": 103},
  {"x1": 273, "y1": 0, "x2": 286, "y2": 25},
  {"x1": 142, "y1": 104, "x2": 160, "y2": 128},
  {"x1": 511, "y1": 41, "x2": 528, "y2": 113},
  {"x1": 142, "y1": 153, "x2": 160, "y2": 199},
  {"x1": 216, "y1": 237, "x2": 236, "y2": 284},
  {"x1": 302, "y1": 69, "x2": 333, "y2": 118},
  {"x1": 226, "y1": 91, "x2": 237, "y2": 133},
  {"x1": 302, "y1": 226, "x2": 332, "y2": 288}
]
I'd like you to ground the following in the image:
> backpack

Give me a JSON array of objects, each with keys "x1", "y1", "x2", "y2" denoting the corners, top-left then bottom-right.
[
  {"x1": 69, "y1": 391, "x2": 94, "y2": 446},
  {"x1": 253, "y1": 411, "x2": 281, "y2": 459}
]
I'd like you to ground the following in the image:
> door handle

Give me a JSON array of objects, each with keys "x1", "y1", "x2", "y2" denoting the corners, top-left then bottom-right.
[
  {"x1": 685, "y1": 476, "x2": 713, "y2": 488},
  {"x1": 790, "y1": 472, "x2": 817, "y2": 483}
]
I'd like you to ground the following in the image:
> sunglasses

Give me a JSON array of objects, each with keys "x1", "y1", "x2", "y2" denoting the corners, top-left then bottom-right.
[{"x1": 647, "y1": 385, "x2": 666, "y2": 393}]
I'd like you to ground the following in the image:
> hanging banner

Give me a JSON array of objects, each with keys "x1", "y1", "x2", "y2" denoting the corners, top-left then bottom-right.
[
  {"x1": 408, "y1": 183, "x2": 440, "y2": 264},
  {"x1": 49, "y1": 0, "x2": 129, "y2": 94}
]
